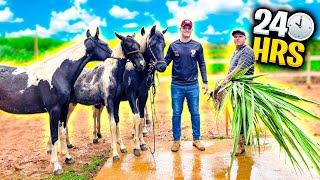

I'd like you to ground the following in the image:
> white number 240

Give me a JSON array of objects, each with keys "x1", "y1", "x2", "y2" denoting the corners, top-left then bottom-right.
[{"x1": 253, "y1": 9, "x2": 288, "y2": 37}]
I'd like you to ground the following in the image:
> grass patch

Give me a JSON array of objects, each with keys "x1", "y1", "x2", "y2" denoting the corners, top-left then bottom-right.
[
  {"x1": 80, "y1": 156, "x2": 106, "y2": 172},
  {"x1": 43, "y1": 156, "x2": 107, "y2": 180}
]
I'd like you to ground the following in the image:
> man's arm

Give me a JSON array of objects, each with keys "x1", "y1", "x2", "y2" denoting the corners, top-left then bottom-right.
[
  {"x1": 197, "y1": 44, "x2": 209, "y2": 94},
  {"x1": 165, "y1": 44, "x2": 174, "y2": 66},
  {"x1": 224, "y1": 50, "x2": 254, "y2": 83}
]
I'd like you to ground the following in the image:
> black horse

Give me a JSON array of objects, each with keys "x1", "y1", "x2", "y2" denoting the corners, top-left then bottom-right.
[
  {"x1": 0, "y1": 27, "x2": 113, "y2": 175},
  {"x1": 91, "y1": 25, "x2": 168, "y2": 160}
]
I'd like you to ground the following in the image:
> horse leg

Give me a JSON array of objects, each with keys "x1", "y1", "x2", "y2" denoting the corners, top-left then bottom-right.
[
  {"x1": 143, "y1": 106, "x2": 148, "y2": 137},
  {"x1": 49, "y1": 106, "x2": 63, "y2": 175},
  {"x1": 114, "y1": 101, "x2": 127, "y2": 153},
  {"x1": 59, "y1": 104, "x2": 75, "y2": 165},
  {"x1": 47, "y1": 137, "x2": 52, "y2": 154},
  {"x1": 66, "y1": 103, "x2": 76, "y2": 148},
  {"x1": 106, "y1": 100, "x2": 120, "y2": 161},
  {"x1": 97, "y1": 105, "x2": 103, "y2": 138},
  {"x1": 138, "y1": 96, "x2": 148, "y2": 151},
  {"x1": 92, "y1": 106, "x2": 99, "y2": 144},
  {"x1": 128, "y1": 96, "x2": 141, "y2": 157}
]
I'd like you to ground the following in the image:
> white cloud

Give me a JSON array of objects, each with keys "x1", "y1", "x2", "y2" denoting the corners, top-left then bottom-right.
[
  {"x1": 166, "y1": 0, "x2": 244, "y2": 22},
  {"x1": 305, "y1": 0, "x2": 319, "y2": 2},
  {"x1": 123, "y1": 23, "x2": 138, "y2": 28},
  {"x1": 0, "y1": 7, "x2": 24, "y2": 23},
  {"x1": 236, "y1": 0, "x2": 293, "y2": 25},
  {"x1": 5, "y1": 2, "x2": 105, "y2": 39},
  {"x1": 200, "y1": 25, "x2": 229, "y2": 35},
  {"x1": 0, "y1": 0, "x2": 6, "y2": 6},
  {"x1": 167, "y1": 19, "x2": 178, "y2": 27},
  {"x1": 144, "y1": 12, "x2": 150, "y2": 16},
  {"x1": 109, "y1": 5, "x2": 138, "y2": 19},
  {"x1": 5, "y1": 25, "x2": 51, "y2": 37},
  {"x1": 73, "y1": 0, "x2": 88, "y2": 8}
]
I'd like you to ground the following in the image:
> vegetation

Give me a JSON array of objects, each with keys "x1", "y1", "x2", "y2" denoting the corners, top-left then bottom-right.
[
  {"x1": 210, "y1": 66, "x2": 320, "y2": 174},
  {"x1": 0, "y1": 37, "x2": 67, "y2": 63},
  {"x1": 43, "y1": 156, "x2": 107, "y2": 180}
]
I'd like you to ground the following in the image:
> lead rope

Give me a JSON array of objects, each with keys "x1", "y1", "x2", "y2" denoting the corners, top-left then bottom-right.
[{"x1": 149, "y1": 71, "x2": 157, "y2": 165}]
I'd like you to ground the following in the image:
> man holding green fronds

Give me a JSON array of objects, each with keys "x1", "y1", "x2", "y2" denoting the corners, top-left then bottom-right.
[{"x1": 223, "y1": 29, "x2": 255, "y2": 155}]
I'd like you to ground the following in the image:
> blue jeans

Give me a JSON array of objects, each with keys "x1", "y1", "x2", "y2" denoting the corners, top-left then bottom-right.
[{"x1": 171, "y1": 83, "x2": 200, "y2": 141}]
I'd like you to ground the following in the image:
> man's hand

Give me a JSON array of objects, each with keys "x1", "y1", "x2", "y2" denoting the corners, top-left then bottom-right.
[
  {"x1": 223, "y1": 74, "x2": 232, "y2": 84},
  {"x1": 202, "y1": 83, "x2": 209, "y2": 95}
]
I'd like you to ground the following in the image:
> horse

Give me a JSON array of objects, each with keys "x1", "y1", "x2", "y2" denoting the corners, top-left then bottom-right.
[
  {"x1": 91, "y1": 25, "x2": 168, "y2": 160},
  {"x1": 47, "y1": 32, "x2": 147, "y2": 161},
  {"x1": 0, "y1": 27, "x2": 113, "y2": 175},
  {"x1": 59, "y1": 25, "x2": 167, "y2": 161}
]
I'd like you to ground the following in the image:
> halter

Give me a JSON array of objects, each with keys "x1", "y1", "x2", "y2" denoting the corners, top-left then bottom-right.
[
  {"x1": 145, "y1": 36, "x2": 165, "y2": 87},
  {"x1": 109, "y1": 42, "x2": 142, "y2": 61}
]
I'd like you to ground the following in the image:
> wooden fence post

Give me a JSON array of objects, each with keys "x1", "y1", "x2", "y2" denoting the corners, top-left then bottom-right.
[
  {"x1": 34, "y1": 36, "x2": 38, "y2": 61},
  {"x1": 306, "y1": 51, "x2": 311, "y2": 87}
]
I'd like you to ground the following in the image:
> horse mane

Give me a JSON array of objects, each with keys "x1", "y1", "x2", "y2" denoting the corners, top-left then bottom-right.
[{"x1": 139, "y1": 34, "x2": 148, "y2": 53}]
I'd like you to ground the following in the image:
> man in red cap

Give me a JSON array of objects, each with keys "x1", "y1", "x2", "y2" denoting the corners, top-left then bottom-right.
[{"x1": 165, "y1": 19, "x2": 209, "y2": 152}]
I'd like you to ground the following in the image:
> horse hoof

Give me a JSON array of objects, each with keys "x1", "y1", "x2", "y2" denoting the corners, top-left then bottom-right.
[
  {"x1": 146, "y1": 119, "x2": 151, "y2": 124},
  {"x1": 97, "y1": 133, "x2": 102, "y2": 139},
  {"x1": 53, "y1": 168, "x2": 63, "y2": 175},
  {"x1": 93, "y1": 139, "x2": 99, "y2": 144},
  {"x1": 120, "y1": 148, "x2": 128, "y2": 153},
  {"x1": 143, "y1": 132, "x2": 148, "y2": 137},
  {"x1": 133, "y1": 149, "x2": 141, "y2": 157},
  {"x1": 140, "y1": 144, "x2": 148, "y2": 151},
  {"x1": 113, "y1": 156, "x2": 120, "y2": 162},
  {"x1": 67, "y1": 144, "x2": 74, "y2": 148},
  {"x1": 65, "y1": 157, "x2": 75, "y2": 164},
  {"x1": 47, "y1": 149, "x2": 52, "y2": 154}
]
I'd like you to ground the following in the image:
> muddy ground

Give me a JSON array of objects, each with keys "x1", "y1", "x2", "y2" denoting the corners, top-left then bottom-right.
[{"x1": 0, "y1": 74, "x2": 319, "y2": 179}]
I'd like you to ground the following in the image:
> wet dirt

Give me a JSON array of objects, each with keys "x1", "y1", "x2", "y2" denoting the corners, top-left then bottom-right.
[{"x1": 0, "y1": 74, "x2": 319, "y2": 179}]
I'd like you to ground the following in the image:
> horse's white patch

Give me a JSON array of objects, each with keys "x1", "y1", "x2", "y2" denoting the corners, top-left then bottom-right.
[
  {"x1": 101, "y1": 42, "x2": 126, "y2": 98},
  {"x1": 20, "y1": 90, "x2": 24, "y2": 94},
  {"x1": 12, "y1": 41, "x2": 86, "y2": 89},
  {"x1": 128, "y1": 76, "x2": 131, "y2": 86},
  {"x1": 125, "y1": 62, "x2": 135, "y2": 70}
]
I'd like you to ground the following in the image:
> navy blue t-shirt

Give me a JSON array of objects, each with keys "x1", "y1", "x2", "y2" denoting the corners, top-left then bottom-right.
[{"x1": 165, "y1": 39, "x2": 208, "y2": 86}]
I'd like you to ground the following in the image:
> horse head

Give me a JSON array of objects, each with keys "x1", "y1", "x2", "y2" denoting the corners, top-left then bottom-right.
[
  {"x1": 85, "y1": 27, "x2": 113, "y2": 61},
  {"x1": 141, "y1": 25, "x2": 168, "y2": 72},
  {"x1": 115, "y1": 32, "x2": 146, "y2": 71}
]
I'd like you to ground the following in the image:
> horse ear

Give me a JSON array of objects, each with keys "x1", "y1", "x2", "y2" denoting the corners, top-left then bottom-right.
[
  {"x1": 141, "y1": 27, "x2": 145, "y2": 36},
  {"x1": 149, "y1": 25, "x2": 156, "y2": 38},
  {"x1": 132, "y1": 33, "x2": 136, "y2": 38},
  {"x1": 86, "y1": 29, "x2": 92, "y2": 37},
  {"x1": 115, "y1": 32, "x2": 125, "y2": 41},
  {"x1": 95, "y1": 27, "x2": 100, "y2": 38},
  {"x1": 162, "y1": 27, "x2": 168, "y2": 34}
]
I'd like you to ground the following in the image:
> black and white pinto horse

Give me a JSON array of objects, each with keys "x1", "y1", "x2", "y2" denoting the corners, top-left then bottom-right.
[
  {"x1": 90, "y1": 25, "x2": 168, "y2": 160},
  {"x1": 54, "y1": 32, "x2": 147, "y2": 161},
  {"x1": 0, "y1": 28, "x2": 112, "y2": 175}
]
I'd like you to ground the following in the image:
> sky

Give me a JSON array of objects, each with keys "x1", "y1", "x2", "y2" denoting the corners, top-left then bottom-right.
[{"x1": 0, "y1": 0, "x2": 319, "y2": 43}]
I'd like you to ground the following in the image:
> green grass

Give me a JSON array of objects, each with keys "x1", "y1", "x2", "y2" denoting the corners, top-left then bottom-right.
[
  {"x1": 80, "y1": 156, "x2": 106, "y2": 172},
  {"x1": 0, "y1": 37, "x2": 66, "y2": 63},
  {"x1": 43, "y1": 156, "x2": 107, "y2": 180}
]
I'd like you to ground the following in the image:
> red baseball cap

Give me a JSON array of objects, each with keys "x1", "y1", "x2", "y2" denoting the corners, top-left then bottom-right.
[{"x1": 181, "y1": 19, "x2": 193, "y2": 28}]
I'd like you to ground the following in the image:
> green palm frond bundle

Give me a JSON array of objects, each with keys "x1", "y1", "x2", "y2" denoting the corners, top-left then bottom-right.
[{"x1": 210, "y1": 66, "x2": 320, "y2": 175}]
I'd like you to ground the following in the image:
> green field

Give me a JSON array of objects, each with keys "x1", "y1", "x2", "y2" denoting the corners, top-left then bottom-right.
[
  {"x1": 1, "y1": 37, "x2": 319, "y2": 73},
  {"x1": 0, "y1": 37, "x2": 67, "y2": 63}
]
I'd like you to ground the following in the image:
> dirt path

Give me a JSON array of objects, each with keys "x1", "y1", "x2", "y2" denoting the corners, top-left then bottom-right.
[{"x1": 0, "y1": 75, "x2": 319, "y2": 179}]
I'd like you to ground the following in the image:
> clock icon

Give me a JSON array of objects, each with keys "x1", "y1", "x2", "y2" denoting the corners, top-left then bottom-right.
[{"x1": 287, "y1": 12, "x2": 314, "y2": 41}]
